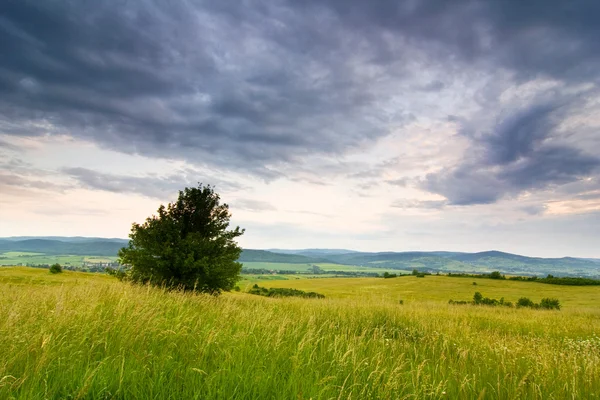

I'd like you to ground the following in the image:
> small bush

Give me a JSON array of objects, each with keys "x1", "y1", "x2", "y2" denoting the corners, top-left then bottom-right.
[
  {"x1": 488, "y1": 271, "x2": 505, "y2": 280},
  {"x1": 472, "y1": 281, "x2": 477, "y2": 285},
  {"x1": 49, "y1": 263, "x2": 62, "y2": 274},
  {"x1": 517, "y1": 297, "x2": 535, "y2": 308},
  {"x1": 398, "y1": 300, "x2": 404, "y2": 305},
  {"x1": 540, "y1": 298, "x2": 560, "y2": 310},
  {"x1": 383, "y1": 272, "x2": 398, "y2": 279},
  {"x1": 248, "y1": 285, "x2": 325, "y2": 299}
]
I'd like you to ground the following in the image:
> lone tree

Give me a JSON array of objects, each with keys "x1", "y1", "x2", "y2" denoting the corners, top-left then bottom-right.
[{"x1": 118, "y1": 184, "x2": 244, "y2": 294}]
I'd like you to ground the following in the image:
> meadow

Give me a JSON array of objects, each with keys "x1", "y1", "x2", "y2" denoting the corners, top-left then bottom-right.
[{"x1": 1, "y1": 267, "x2": 599, "y2": 399}]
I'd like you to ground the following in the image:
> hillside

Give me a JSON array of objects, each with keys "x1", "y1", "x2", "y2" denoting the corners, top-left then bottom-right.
[
  {"x1": 1, "y1": 237, "x2": 599, "y2": 277},
  {"x1": 0, "y1": 238, "x2": 127, "y2": 256},
  {"x1": 239, "y1": 249, "x2": 331, "y2": 264}
]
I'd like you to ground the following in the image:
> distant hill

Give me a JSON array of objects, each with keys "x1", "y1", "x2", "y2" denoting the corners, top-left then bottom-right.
[
  {"x1": 1, "y1": 237, "x2": 598, "y2": 277},
  {"x1": 239, "y1": 249, "x2": 331, "y2": 264},
  {"x1": 321, "y1": 250, "x2": 600, "y2": 277},
  {"x1": 266, "y1": 249, "x2": 359, "y2": 256},
  {"x1": 0, "y1": 238, "x2": 128, "y2": 256}
]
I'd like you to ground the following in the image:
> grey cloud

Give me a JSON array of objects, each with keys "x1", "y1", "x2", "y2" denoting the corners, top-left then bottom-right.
[
  {"x1": 391, "y1": 199, "x2": 447, "y2": 210},
  {"x1": 423, "y1": 96, "x2": 600, "y2": 205},
  {"x1": 520, "y1": 205, "x2": 547, "y2": 216},
  {"x1": 0, "y1": 1, "x2": 403, "y2": 179},
  {"x1": 62, "y1": 167, "x2": 244, "y2": 199},
  {"x1": 418, "y1": 80, "x2": 445, "y2": 92},
  {"x1": 386, "y1": 178, "x2": 409, "y2": 187},
  {"x1": 0, "y1": 171, "x2": 68, "y2": 192},
  {"x1": 232, "y1": 199, "x2": 276, "y2": 212},
  {"x1": 1, "y1": 0, "x2": 600, "y2": 195}
]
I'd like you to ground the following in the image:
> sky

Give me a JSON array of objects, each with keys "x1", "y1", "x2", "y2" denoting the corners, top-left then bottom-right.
[{"x1": 1, "y1": 0, "x2": 599, "y2": 257}]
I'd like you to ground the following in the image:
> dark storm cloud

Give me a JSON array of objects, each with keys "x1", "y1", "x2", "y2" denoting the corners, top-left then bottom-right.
[
  {"x1": 423, "y1": 96, "x2": 600, "y2": 205},
  {"x1": 62, "y1": 167, "x2": 244, "y2": 199},
  {"x1": 0, "y1": 0, "x2": 399, "y2": 179},
  {"x1": 1, "y1": 0, "x2": 599, "y2": 199}
]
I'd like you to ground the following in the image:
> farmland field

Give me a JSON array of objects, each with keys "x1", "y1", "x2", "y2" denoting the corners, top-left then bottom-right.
[
  {"x1": 241, "y1": 261, "x2": 408, "y2": 275},
  {"x1": 1, "y1": 267, "x2": 599, "y2": 399},
  {"x1": 0, "y1": 252, "x2": 118, "y2": 267}
]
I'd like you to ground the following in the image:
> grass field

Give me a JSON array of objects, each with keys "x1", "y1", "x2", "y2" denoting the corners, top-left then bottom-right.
[
  {"x1": 250, "y1": 275, "x2": 600, "y2": 307},
  {"x1": 1, "y1": 267, "x2": 599, "y2": 399}
]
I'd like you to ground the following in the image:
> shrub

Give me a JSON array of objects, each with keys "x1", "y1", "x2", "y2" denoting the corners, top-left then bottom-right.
[
  {"x1": 517, "y1": 297, "x2": 535, "y2": 308},
  {"x1": 540, "y1": 298, "x2": 560, "y2": 310},
  {"x1": 383, "y1": 272, "x2": 398, "y2": 279},
  {"x1": 248, "y1": 285, "x2": 325, "y2": 299},
  {"x1": 49, "y1": 263, "x2": 62, "y2": 274},
  {"x1": 488, "y1": 271, "x2": 505, "y2": 280}
]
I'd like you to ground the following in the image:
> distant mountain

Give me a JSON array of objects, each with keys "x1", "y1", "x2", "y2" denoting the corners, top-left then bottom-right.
[
  {"x1": 0, "y1": 238, "x2": 128, "y2": 256},
  {"x1": 321, "y1": 250, "x2": 600, "y2": 277},
  {"x1": 1, "y1": 236, "x2": 127, "y2": 242},
  {"x1": 1, "y1": 237, "x2": 598, "y2": 277},
  {"x1": 266, "y1": 248, "x2": 360, "y2": 256},
  {"x1": 239, "y1": 249, "x2": 331, "y2": 264}
]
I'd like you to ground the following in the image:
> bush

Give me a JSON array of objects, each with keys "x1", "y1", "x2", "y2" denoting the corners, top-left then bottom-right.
[
  {"x1": 517, "y1": 297, "x2": 535, "y2": 308},
  {"x1": 540, "y1": 298, "x2": 560, "y2": 310},
  {"x1": 488, "y1": 271, "x2": 505, "y2": 280},
  {"x1": 49, "y1": 263, "x2": 62, "y2": 274},
  {"x1": 383, "y1": 272, "x2": 397, "y2": 279},
  {"x1": 248, "y1": 285, "x2": 325, "y2": 299}
]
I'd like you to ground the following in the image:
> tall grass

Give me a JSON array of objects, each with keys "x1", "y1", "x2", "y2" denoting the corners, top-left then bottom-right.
[{"x1": 1, "y1": 270, "x2": 599, "y2": 399}]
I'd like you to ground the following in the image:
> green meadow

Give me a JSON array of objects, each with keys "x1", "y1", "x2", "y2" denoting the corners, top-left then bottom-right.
[{"x1": 1, "y1": 267, "x2": 600, "y2": 399}]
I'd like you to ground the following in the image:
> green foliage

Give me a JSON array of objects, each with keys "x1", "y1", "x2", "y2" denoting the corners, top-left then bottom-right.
[
  {"x1": 517, "y1": 297, "x2": 535, "y2": 308},
  {"x1": 49, "y1": 263, "x2": 62, "y2": 274},
  {"x1": 383, "y1": 271, "x2": 398, "y2": 279},
  {"x1": 540, "y1": 298, "x2": 561, "y2": 310},
  {"x1": 105, "y1": 267, "x2": 127, "y2": 280},
  {"x1": 248, "y1": 285, "x2": 325, "y2": 299},
  {"x1": 537, "y1": 276, "x2": 600, "y2": 286},
  {"x1": 488, "y1": 271, "x2": 505, "y2": 280},
  {"x1": 118, "y1": 184, "x2": 244, "y2": 294}
]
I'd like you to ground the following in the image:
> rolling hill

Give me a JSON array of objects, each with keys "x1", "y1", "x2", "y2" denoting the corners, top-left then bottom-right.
[{"x1": 1, "y1": 237, "x2": 599, "y2": 277}]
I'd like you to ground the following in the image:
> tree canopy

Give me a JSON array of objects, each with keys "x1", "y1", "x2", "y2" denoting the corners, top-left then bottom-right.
[{"x1": 118, "y1": 184, "x2": 244, "y2": 294}]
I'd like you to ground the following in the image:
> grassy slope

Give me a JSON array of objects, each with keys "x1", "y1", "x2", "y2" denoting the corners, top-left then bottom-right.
[{"x1": 1, "y1": 267, "x2": 599, "y2": 399}]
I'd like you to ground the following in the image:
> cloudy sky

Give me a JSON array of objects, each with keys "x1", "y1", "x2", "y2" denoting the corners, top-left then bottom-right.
[{"x1": 1, "y1": 0, "x2": 599, "y2": 257}]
